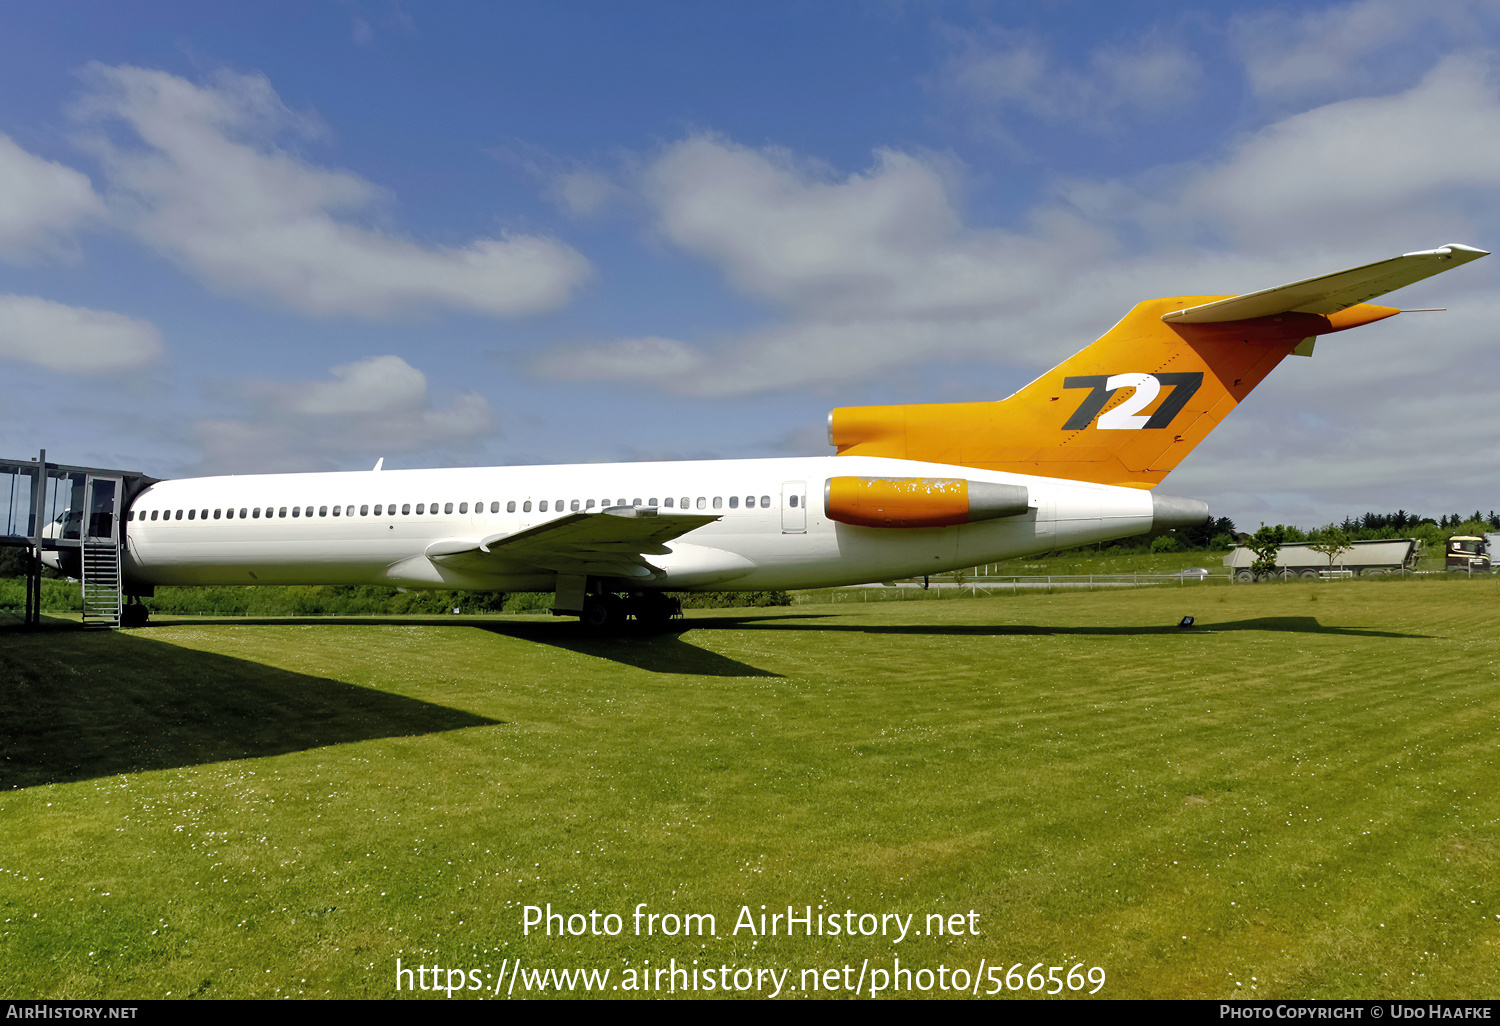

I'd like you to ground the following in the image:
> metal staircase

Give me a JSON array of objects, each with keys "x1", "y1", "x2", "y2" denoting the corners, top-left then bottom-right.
[
  {"x1": 3, "y1": 454, "x2": 154, "y2": 630},
  {"x1": 82, "y1": 542, "x2": 122, "y2": 629}
]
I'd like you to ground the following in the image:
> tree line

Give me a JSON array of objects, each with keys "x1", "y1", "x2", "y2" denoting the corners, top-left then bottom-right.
[{"x1": 1093, "y1": 508, "x2": 1498, "y2": 556}]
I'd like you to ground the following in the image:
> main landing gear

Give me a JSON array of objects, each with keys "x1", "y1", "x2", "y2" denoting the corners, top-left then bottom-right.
[
  {"x1": 554, "y1": 575, "x2": 682, "y2": 631},
  {"x1": 578, "y1": 591, "x2": 682, "y2": 631}
]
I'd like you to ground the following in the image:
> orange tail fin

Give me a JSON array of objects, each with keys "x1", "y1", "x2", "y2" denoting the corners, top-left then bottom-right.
[{"x1": 830, "y1": 245, "x2": 1486, "y2": 489}]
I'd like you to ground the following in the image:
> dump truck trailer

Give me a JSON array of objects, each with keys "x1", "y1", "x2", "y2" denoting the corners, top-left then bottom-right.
[{"x1": 1223, "y1": 538, "x2": 1418, "y2": 581}]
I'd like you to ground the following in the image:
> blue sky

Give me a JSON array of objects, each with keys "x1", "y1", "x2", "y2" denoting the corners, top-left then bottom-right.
[{"x1": 2, "y1": 1, "x2": 1498, "y2": 528}]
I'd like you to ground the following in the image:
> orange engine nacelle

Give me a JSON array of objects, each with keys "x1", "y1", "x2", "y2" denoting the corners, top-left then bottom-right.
[{"x1": 824, "y1": 477, "x2": 1030, "y2": 529}]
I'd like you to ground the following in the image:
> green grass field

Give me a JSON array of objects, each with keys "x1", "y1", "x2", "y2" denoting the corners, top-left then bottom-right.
[{"x1": 2, "y1": 579, "x2": 1498, "y2": 1000}]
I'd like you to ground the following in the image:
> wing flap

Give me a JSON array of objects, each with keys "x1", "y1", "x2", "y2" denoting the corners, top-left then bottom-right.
[{"x1": 424, "y1": 506, "x2": 719, "y2": 578}]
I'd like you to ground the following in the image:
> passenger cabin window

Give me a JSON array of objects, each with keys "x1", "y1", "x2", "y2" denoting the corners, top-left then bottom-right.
[
  {"x1": 571, "y1": 500, "x2": 580, "y2": 511},
  {"x1": 729, "y1": 496, "x2": 738, "y2": 509},
  {"x1": 713, "y1": 497, "x2": 722, "y2": 509},
  {"x1": 458, "y1": 502, "x2": 467, "y2": 514},
  {"x1": 664, "y1": 497, "x2": 673, "y2": 508},
  {"x1": 492, "y1": 502, "x2": 501, "y2": 513},
  {"x1": 537, "y1": 500, "x2": 546, "y2": 512},
  {"x1": 696, "y1": 497, "x2": 706, "y2": 510},
  {"x1": 761, "y1": 495, "x2": 770, "y2": 508},
  {"x1": 401, "y1": 504, "x2": 411, "y2": 515},
  {"x1": 681, "y1": 497, "x2": 690, "y2": 509},
  {"x1": 360, "y1": 505, "x2": 369, "y2": 515},
  {"x1": 508, "y1": 501, "x2": 517, "y2": 513},
  {"x1": 188, "y1": 509, "x2": 196, "y2": 520}
]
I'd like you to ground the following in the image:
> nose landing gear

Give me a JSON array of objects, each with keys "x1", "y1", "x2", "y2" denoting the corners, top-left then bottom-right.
[{"x1": 120, "y1": 597, "x2": 150, "y2": 628}]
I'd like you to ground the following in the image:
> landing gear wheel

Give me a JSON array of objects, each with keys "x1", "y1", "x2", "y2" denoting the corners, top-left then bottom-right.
[
  {"x1": 121, "y1": 604, "x2": 150, "y2": 628},
  {"x1": 636, "y1": 594, "x2": 681, "y2": 630},
  {"x1": 582, "y1": 596, "x2": 622, "y2": 630}
]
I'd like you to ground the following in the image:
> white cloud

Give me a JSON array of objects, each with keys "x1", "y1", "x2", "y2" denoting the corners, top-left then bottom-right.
[
  {"x1": 77, "y1": 64, "x2": 590, "y2": 319},
  {"x1": 193, "y1": 355, "x2": 492, "y2": 474},
  {"x1": 938, "y1": 28, "x2": 1201, "y2": 126},
  {"x1": 534, "y1": 51, "x2": 1500, "y2": 513},
  {"x1": 1174, "y1": 56, "x2": 1500, "y2": 248},
  {"x1": 0, "y1": 295, "x2": 162, "y2": 373},
  {"x1": 550, "y1": 169, "x2": 627, "y2": 218},
  {"x1": 1171, "y1": 367, "x2": 1500, "y2": 527},
  {"x1": 0, "y1": 134, "x2": 104, "y2": 263},
  {"x1": 1232, "y1": 0, "x2": 1497, "y2": 102},
  {"x1": 535, "y1": 134, "x2": 1125, "y2": 394},
  {"x1": 534, "y1": 336, "x2": 708, "y2": 382},
  {"x1": 492, "y1": 140, "x2": 631, "y2": 219},
  {"x1": 640, "y1": 136, "x2": 1114, "y2": 319}
]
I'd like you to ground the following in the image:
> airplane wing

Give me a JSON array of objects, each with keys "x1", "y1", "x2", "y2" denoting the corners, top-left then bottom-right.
[
  {"x1": 423, "y1": 505, "x2": 719, "y2": 579},
  {"x1": 1162, "y1": 243, "x2": 1489, "y2": 323}
]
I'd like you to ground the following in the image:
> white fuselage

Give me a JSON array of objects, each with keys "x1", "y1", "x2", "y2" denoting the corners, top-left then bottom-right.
[{"x1": 120, "y1": 455, "x2": 1155, "y2": 592}]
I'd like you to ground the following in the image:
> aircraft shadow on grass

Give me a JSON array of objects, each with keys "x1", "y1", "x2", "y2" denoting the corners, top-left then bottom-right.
[
  {"x1": 125, "y1": 614, "x2": 799, "y2": 679},
  {"x1": 1, "y1": 612, "x2": 1424, "y2": 760},
  {"x1": 97, "y1": 609, "x2": 1430, "y2": 682},
  {"x1": 469, "y1": 621, "x2": 788, "y2": 678},
  {"x1": 685, "y1": 613, "x2": 1432, "y2": 641},
  {"x1": 0, "y1": 617, "x2": 500, "y2": 791}
]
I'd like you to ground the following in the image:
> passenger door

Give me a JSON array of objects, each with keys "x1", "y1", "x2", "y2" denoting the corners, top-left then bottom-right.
[{"x1": 781, "y1": 480, "x2": 806, "y2": 534}]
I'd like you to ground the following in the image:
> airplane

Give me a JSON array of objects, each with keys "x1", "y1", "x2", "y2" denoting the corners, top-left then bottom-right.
[{"x1": 75, "y1": 243, "x2": 1487, "y2": 628}]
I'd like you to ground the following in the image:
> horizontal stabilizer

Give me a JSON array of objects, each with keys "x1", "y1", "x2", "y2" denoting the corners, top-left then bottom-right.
[{"x1": 1163, "y1": 244, "x2": 1488, "y2": 324}]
